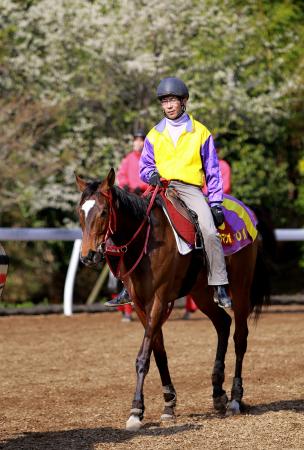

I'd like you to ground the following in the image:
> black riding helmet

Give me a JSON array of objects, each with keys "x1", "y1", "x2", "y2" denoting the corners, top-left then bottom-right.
[
  {"x1": 156, "y1": 77, "x2": 189, "y2": 100},
  {"x1": 133, "y1": 129, "x2": 146, "y2": 139}
]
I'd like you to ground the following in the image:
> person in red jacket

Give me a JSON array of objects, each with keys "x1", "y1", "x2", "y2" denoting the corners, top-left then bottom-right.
[
  {"x1": 117, "y1": 130, "x2": 149, "y2": 194},
  {"x1": 217, "y1": 139, "x2": 232, "y2": 195},
  {"x1": 183, "y1": 141, "x2": 232, "y2": 319},
  {"x1": 203, "y1": 139, "x2": 232, "y2": 196},
  {"x1": 105, "y1": 130, "x2": 148, "y2": 317},
  {"x1": 219, "y1": 160, "x2": 231, "y2": 195}
]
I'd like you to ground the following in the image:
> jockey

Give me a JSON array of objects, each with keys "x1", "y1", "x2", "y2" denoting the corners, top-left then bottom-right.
[
  {"x1": 140, "y1": 77, "x2": 231, "y2": 308},
  {"x1": 107, "y1": 77, "x2": 231, "y2": 309}
]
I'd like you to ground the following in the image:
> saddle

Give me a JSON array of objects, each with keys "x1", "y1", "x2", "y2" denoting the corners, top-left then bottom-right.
[
  {"x1": 159, "y1": 188, "x2": 203, "y2": 249},
  {"x1": 143, "y1": 186, "x2": 258, "y2": 257}
]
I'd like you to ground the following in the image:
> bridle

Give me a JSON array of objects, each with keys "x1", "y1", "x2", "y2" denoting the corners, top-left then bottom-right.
[{"x1": 95, "y1": 185, "x2": 160, "y2": 278}]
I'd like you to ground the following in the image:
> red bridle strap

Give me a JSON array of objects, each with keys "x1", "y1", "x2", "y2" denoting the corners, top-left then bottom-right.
[
  {"x1": 102, "y1": 186, "x2": 160, "y2": 279},
  {"x1": 101, "y1": 190, "x2": 117, "y2": 238}
]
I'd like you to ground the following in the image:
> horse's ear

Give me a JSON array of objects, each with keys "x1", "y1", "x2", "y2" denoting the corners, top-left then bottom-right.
[
  {"x1": 106, "y1": 168, "x2": 115, "y2": 188},
  {"x1": 75, "y1": 172, "x2": 88, "y2": 192}
]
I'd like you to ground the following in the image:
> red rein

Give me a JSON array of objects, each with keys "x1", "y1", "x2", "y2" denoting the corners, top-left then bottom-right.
[{"x1": 101, "y1": 186, "x2": 159, "y2": 279}]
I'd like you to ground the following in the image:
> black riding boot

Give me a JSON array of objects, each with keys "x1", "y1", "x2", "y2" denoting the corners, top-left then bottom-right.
[
  {"x1": 104, "y1": 287, "x2": 132, "y2": 307},
  {"x1": 213, "y1": 285, "x2": 232, "y2": 309}
]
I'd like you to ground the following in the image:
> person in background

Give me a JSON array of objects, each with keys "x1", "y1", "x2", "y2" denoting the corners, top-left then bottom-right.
[
  {"x1": 217, "y1": 140, "x2": 231, "y2": 195},
  {"x1": 183, "y1": 140, "x2": 232, "y2": 319},
  {"x1": 116, "y1": 129, "x2": 148, "y2": 194},
  {"x1": 105, "y1": 130, "x2": 148, "y2": 319}
]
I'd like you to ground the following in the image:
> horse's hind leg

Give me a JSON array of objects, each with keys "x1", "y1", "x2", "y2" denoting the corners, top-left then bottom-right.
[
  {"x1": 226, "y1": 307, "x2": 249, "y2": 415},
  {"x1": 153, "y1": 329, "x2": 177, "y2": 421},
  {"x1": 227, "y1": 245, "x2": 256, "y2": 415},
  {"x1": 191, "y1": 286, "x2": 231, "y2": 413},
  {"x1": 209, "y1": 308, "x2": 231, "y2": 413}
]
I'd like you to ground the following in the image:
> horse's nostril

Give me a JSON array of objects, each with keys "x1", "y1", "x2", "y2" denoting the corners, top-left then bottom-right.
[
  {"x1": 93, "y1": 252, "x2": 103, "y2": 264},
  {"x1": 80, "y1": 254, "x2": 92, "y2": 266},
  {"x1": 80, "y1": 255, "x2": 87, "y2": 265},
  {"x1": 80, "y1": 250, "x2": 102, "y2": 266},
  {"x1": 87, "y1": 250, "x2": 95, "y2": 260}
]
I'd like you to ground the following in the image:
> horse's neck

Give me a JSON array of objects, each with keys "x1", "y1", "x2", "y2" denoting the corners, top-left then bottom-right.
[
  {"x1": 111, "y1": 202, "x2": 143, "y2": 246},
  {"x1": 110, "y1": 190, "x2": 168, "y2": 247}
]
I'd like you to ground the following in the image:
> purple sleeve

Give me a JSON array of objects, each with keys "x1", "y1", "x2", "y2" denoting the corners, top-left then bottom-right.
[
  {"x1": 139, "y1": 137, "x2": 156, "y2": 183},
  {"x1": 201, "y1": 135, "x2": 223, "y2": 205}
]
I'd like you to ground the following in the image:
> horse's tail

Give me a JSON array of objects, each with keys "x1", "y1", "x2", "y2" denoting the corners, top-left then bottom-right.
[
  {"x1": 250, "y1": 239, "x2": 271, "y2": 321},
  {"x1": 249, "y1": 206, "x2": 276, "y2": 320},
  {"x1": 251, "y1": 205, "x2": 277, "y2": 263}
]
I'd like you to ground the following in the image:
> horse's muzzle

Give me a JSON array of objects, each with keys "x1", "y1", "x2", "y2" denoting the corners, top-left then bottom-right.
[{"x1": 80, "y1": 249, "x2": 104, "y2": 267}]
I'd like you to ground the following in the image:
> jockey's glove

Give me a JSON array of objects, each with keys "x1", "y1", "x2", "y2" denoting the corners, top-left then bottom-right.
[
  {"x1": 211, "y1": 204, "x2": 225, "y2": 227},
  {"x1": 149, "y1": 171, "x2": 163, "y2": 186}
]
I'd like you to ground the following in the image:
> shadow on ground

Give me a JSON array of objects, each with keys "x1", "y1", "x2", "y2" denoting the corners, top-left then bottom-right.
[
  {"x1": 0, "y1": 423, "x2": 201, "y2": 450},
  {"x1": 249, "y1": 399, "x2": 304, "y2": 415},
  {"x1": 185, "y1": 398, "x2": 304, "y2": 421}
]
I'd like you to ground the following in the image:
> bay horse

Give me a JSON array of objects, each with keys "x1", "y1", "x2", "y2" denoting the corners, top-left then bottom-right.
[{"x1": 76, "y1": 169, "x2": 270, "y2": 431}]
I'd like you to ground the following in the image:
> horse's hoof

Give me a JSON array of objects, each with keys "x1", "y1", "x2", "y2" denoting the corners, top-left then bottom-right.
[
  {"x1": 160, "y1": 413, "x2": 175, "y2": 421},
  {"x1": 126, "y1": 414, "x2": 142, "y2": 431},
  {"x1": 213, "y1": 393, "x2": 228, "y2": 412},
  {"x1": 226, "y1": 399, "x2": 241, "y2": 416}
]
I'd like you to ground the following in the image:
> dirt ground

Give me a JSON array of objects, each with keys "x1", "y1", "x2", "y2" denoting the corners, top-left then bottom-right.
[{"x1": 0, "y1": 306, "x2": 303, "y2": 450}]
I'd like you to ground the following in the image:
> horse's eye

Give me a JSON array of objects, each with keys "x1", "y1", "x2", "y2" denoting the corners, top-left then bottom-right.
[{"x1": 100, "y1": 209, "x2": 107, "y2": 217}]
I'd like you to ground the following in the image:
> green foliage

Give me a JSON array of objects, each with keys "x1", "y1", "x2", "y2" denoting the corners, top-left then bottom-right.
[
  {"x1": 232, "y1": 143, "x2": 289, "y2": 210},
  {"x1": 0, "y1": 0, "x2": 303, "y2": 301}
]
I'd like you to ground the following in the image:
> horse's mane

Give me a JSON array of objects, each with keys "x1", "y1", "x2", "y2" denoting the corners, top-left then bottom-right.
[{"x1": 112, "y1": 186, "x2": 150, "y2": 220}]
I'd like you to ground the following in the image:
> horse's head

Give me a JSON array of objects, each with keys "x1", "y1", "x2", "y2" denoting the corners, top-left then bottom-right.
[{"x1": 76, "y1": 169, "x2": 115, "y2": 267}]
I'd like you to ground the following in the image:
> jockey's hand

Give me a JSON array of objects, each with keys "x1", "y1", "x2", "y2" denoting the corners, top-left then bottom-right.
[
  {"x1": 149, "y1": 171, "x2": 163, "y2": 186},
  {"x1": 211, "y1": 204, "x2": 225, "y2": 227}
]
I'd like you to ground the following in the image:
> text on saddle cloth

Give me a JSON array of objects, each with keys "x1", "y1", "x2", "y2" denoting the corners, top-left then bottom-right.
[{"x1": 217, "y1": 194, "x2": 258, "y2": 256}]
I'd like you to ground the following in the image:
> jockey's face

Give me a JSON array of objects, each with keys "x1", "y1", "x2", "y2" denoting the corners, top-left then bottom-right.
[
  {"x1": 132, "y1": 136, "x2": 145, "y2": 152},
  {"x1": 160, "y1": 95, "x2": 187, "y2": 120}
]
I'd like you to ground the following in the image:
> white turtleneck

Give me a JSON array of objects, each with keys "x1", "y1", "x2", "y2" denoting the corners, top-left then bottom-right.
[{"x1": 165, "y1": 113, "x2": 189, "y2": 147}]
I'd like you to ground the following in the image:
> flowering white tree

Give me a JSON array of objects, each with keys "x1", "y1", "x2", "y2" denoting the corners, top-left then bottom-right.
[{"x1": 0, "y1": 0, "x2": 303, "y2": 219}]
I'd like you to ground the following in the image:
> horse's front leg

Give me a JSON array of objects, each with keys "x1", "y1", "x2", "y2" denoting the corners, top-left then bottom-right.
[
  {"x1": 153, "y1": 329, "x2": 177, "y2": 421},
  {"x1": 125, "y1": 336, "x2": 150, "y2": 431},
  {"x1": 126, "y1": 300, "x2": 164, "y2": 431}
]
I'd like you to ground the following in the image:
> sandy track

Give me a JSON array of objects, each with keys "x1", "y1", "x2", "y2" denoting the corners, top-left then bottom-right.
[{"x1": 0, "y1": 307, "x2": 303, "y2": 449}]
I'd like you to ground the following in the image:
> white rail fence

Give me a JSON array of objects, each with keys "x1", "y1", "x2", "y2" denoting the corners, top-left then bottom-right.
[{"x1": 0, "y1": 227, "x2": 303, "y2": 316}]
